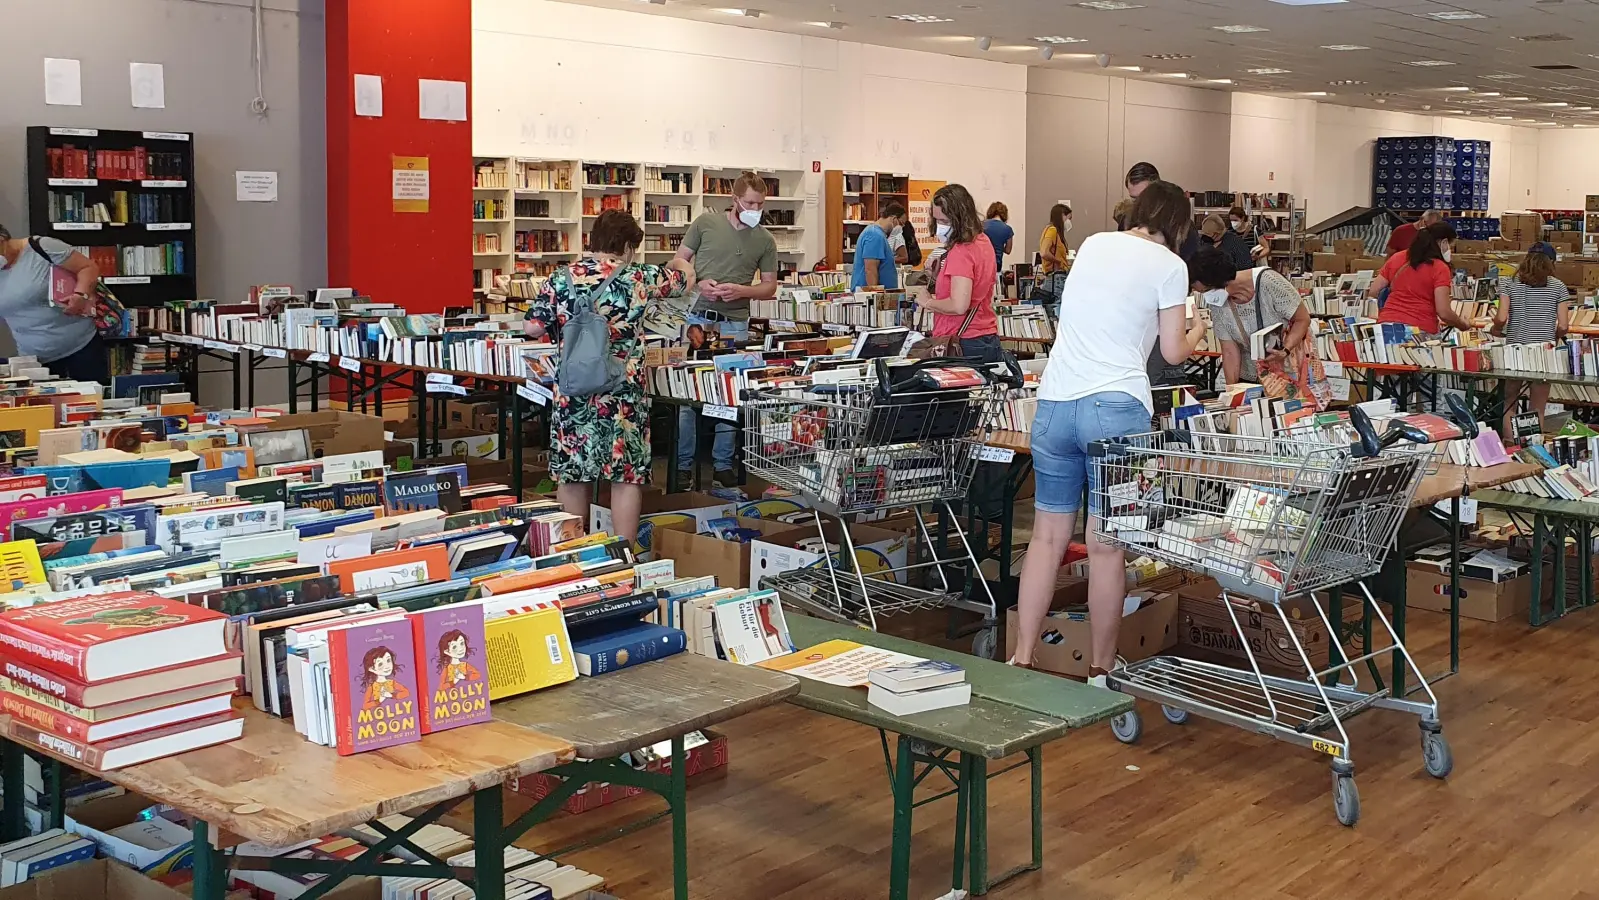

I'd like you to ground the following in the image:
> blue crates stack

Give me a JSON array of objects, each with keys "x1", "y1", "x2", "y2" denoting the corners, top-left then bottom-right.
[
  {"x1": 1451, "y1": 139, "x2": 1491, "y2": 211},
  {"x1": 1373, "y1": 136, "x2": 1456, "y2": 211},
  {"x1": 1447, "y1": 216, "x2": 1499, "y2": 240}
]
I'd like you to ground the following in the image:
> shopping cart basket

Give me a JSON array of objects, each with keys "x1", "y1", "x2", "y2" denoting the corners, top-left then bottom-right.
[
  {"x1": 742, "y1": 355, "x2": 1023, "y2": 635},
  {"x1": 1087, "y1": 404, "x2": 1474, "y2": 826}
]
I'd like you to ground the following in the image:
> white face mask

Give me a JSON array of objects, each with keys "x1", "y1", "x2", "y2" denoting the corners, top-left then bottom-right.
[
  {"x1": 738, "y1": 208, "x2": 762, "y2": 228},
  {"x1": 1062, "y1": 220, "x2": 1074, "y2": 234},
  {"x1": 1201, "y1": 288, "x2": 1230, "y2": 307},
  {"x1": 1442, "y1": 248, "x2": 1453, "y2": 263},
  {"x1": 1231, "y1": 219, "x2": 1246, "y2": 232},
  {"x1": 935, "y1": 222, "x2": 953, "y2": 242}
]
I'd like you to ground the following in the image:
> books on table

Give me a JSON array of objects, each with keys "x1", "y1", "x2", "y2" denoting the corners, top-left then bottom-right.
[{"x1": 866, "y1": 659, "x2": 970, "y2": 716}]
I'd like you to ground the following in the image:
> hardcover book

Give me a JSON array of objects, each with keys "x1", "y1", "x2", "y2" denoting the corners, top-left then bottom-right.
[
  {"x1": 182, "y1": 466, "x2": 240, "y2": 497},
  {"x1": 4, "y1": 711, "x2": 243, "y2": 770},
  {"x1": 228, "y1": 476, "x2": 290, "y2": 506},
  {"x1": 0, "y1": 591, "x2": 230, "y2": 682},
  {"x1": 571, "y1": 622, "x2": 686, "y2": 676},
  {"x1": 327, "y1": 545, "x2": 449, "y2": 595},
  {"x1": 383, "y1": 470, "x2": 464, "y2": 515},
  {"x1": 410, "y1": 603, "x2": 491, "y2": 734},
  {"x1": 484, "y1": 605, "x2": 577, "y2": 700},
  {"x1": 30, "y1": 461, "x2": 171, "y2": 497},
  {"x1": 327, "y1": 618, "x2": 423, "y2": 755},
  {"x1": 0, "y1": 489, "x2": 123, "y2": 530}
]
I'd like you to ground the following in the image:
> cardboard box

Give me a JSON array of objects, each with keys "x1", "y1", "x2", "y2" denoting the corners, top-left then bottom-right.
[
  {"x1": 1454, "y1": 240, "x2": 1489, "y2": 255},
  {"x1": 1302, "y1": 237, "x2": 1324, "y2": 253},
  {"x1": 644, "y1": 346, "x2": 689, "y2": 367},
  {"x1": 0, "y1": 859, "x2": 187, "y2": 900},
  {"x1": 65, "y1": 792, "x2": 189, "y2": 875},
  {"x1": 1003, "y1": 590, "x2": 1178, "y2": 678},
  {"x1": 508, "y1": 729, "x2": 728, "y2": 815},
  {"x1": 259, "y1": 411, "x2": 384, "y2": 458},
  {"x1": 1311, "y1": 253, "x2": 1347, "y2": 274},
  {"x1": 653, "y1": 517, "x2": 796, "y2": 588},
  {"x1": 594, "y1": 490, "x2": 735, "y2": 556},
  {"x1": 1333, "y1": 238, "x2": 1366, "y2": 255},
  {"x1": 389, "y1": 421, "x2": 501, "y2": 461},
  {"x1": 1348, "y1": 256, "x2": 1387, "y2": 274},
  {"x1": 1174, "y1": 578, "x2": 1332, "y2": 678},
  {"x1": 1405, "y1": 561, "x2": 1545, "y2": 622},
  {"x1": 445, "y1": 400, "x2": 497, "y2": 429},
  {"x1": 749, "y1": 519, "x2": 911, "y2": 585}
]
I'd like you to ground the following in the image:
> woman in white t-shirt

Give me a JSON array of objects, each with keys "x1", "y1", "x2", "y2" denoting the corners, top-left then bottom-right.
[{"x1": 1010, "y1": 181, "x2": 1209, "y2": 683}]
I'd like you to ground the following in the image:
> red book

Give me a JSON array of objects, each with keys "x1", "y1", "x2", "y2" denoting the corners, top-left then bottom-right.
[
  {"x1": 5, "y1": 712, "x2": 243, "y2": 771},
  {"x1": 0, "y1": 687, "x2": 234, "y2": 743},
  {"x1": 1, "y1": 654, "x2": 242, "y2": 707},
  {"x1": 0, "y1": 592, "x2": 229, "y2": 683},
  {"x1": 135, "y1": 147, "x2": 148, "y2": 181}
]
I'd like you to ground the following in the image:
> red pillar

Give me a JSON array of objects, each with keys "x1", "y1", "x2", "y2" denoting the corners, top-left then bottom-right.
[{"x1": 327, "y1": 0, "x2": 471, "y2": 313}]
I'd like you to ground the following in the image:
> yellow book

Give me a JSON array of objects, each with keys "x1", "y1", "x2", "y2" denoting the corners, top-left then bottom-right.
[
  {"x1": 484, "y1": 605, "x2": 577, "y2": 700},
  {"x1": 0, "y1": 540, "x2": 47, "y2": 594},
  {"x1": 0, "y1": 406, "x2": 54, "y2": 448}
]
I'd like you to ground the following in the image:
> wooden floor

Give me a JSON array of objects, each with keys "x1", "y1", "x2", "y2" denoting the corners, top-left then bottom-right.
[{"x1": 457, "y1": 602, "x2": 1599, "y2": 900}]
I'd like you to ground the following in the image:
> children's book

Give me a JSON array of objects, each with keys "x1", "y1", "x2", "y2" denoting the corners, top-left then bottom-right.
[
  {"x1": 327, "y1": 617, "x2": 423, "y2": 755},
  {"x1": 410, "y1": 602, "x2": 491, "y2": 734}
]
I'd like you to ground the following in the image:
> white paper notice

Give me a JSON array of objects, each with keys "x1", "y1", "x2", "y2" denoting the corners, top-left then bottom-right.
[
  {"x1": 235, "y1": 171, "x2": 279, "y2": 202},
  {"x1": 298, "y1": 532, "x2": 373, "y2": 567},
  {"x1": 130, "y1": 63, "x2": 165, "y2": 109},
  {"x1": 418, "y1": 79, "x2": 467, "y2": 122},
  {"x1": 44, "y1": 59, "x2": 82, "y2": 107},
  {"x1": 355, "y1": 74, "x2": 383, "y2": 117}
]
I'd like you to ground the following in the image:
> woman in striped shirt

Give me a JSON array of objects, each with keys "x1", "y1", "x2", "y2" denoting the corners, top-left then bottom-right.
[{"x1": 1493, "y1": 242, "x2": 1571, "y2": 437}]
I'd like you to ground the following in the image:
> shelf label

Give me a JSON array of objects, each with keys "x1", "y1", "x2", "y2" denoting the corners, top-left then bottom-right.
[
  {"x1": 102, "y1": 276, "x2": 150, "y2": 286},
  {"x1": 146, "y1": 222, "x2": 191, "y2": 231},
  {"x1": 704, "y1": 404, "x2": 739, "y2": 422},
  {"x1": 425, "y1": 372, "x2": 455, "y2": 385},
  {"x1": 263, "y1": 347, "x2": 287, "y2": 359},
  {"x1": 428, "y1": 383, "x2": 467, "y2": 396},
  {"x1": 517, "y1": 382, "x2": 551, "y2": 406},
  {"x1": 553, "y1": 218, "x2": 576, "y2": 224},
  {"x1": 140, "y1": 180, "x2": 187, "y2": 188},
  {"x1": 337, "y1": 356, "x2": 361, "y2": 372},
  {"x1": 307, "y1": 352, "x2": 331, "y2": 363},
  {"x1": 974, "y1": 446, "x2": 1016, "y2": 464},
  {"x1": 242, "y1": 343, "x2": 263, "y2": 352},
  {"x1": 53, "y1": 223, "x2": 101, "y2": 231},
  {"x1": 142, "y1": 131, "x2": 190, "y2": 141},
  {"x1": 821, "y1": 324, "x2": 851, "y2": 334},
  {"x1": 48, "y1": 178, "x2": 96, "y2": 187},
  {"x1": 204, "y1": 340, "x2": 236, "y2": 354},
  {"x1": 772, "y1": 320, "x2": 796, "y2": 330},
  {"x1": 50, "y1": 128, "x2": 98, "y2": 137}
]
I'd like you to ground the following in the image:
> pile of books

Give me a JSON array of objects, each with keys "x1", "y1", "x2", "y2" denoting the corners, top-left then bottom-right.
[
  {"x1": 866, "y1": 660, "x2": 970, "y2": 715},
  {"x1": 750, "y1": 288, "x2": 912, "y2": 329},
  {"x1": 995, "y1": 305, "x2": 1054, "y2": 340},
  {"x1": 0, "y1": 828, "x2": 95, "y2": 886}
]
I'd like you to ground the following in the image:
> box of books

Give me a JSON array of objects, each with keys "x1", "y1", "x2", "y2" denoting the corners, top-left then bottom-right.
[
  {"x1": 65, "y1": 793, "x2": 190, "y2": 875},
  {"x1": 508, "y1": 729, "x2": 728, "y2": 814},
  {"x1": 1405, "y1": 547, "x2": 1549, "y2": 622},
  {"x1": 652, "y1": 517, "x2": 796, "y2": 589},
  {"x1": 259, "y1": 411, "x2": 384, "y2": 458},
  {"x1": 1003, "y1": 590, "x2": 1177, "y2": 678},
  {"x1": 749, "y1": 520, "x2": 910, "y2": 586},
  {"x1": 1173, "y1": 578, "x2": 1343, "y2": 678},
  {"x1": 0, "y1": 858, "x2": 185, "y2": 900},
  {"x1": 592, "y1": 492, "x2": 736, "y2": 557}
]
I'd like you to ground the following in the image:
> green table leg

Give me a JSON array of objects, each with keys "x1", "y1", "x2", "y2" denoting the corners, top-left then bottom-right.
[
  {"x1": 1555, "y1": 518, "x2": 1569, "y2": 621},
  {"x1": 1, "y1": 740, "x2": 23, "y2": 841},
  {"x1": 46, "y1": 760, "x2": 63, "y2": 830},
  {"x1": 670, "y1": 734, "x2": 688, "y2": 900},
  {"x1": 1449, "y1": 497, "x2": 1461, "y2": 675},
  {"x1": 1583, "y1": 522, "x2": 1594, "y2": 609},
  {"x1": 968, "y1": 755, "x2": 989, "y2": 894},
  {"x1": 951, "y1": 754, "x2": 969, "y2": 894},
  {"x1": 1029, "y1": 746, "x2": 1043, "y2": 873},
  {"x1": 1531, "y1": 514, "x2": 1547, "y2": 627},
  {"x1": 191, "y1": 821, "x2": 228, "y2": 900},
  {"x1": 888, "y1": 735, "x2": 914, "y2": 900},
  {"x1": 472, "y1": 785, "x2": 506, "y2": 900}
]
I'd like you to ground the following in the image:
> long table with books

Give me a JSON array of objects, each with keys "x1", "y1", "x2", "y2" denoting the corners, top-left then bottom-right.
[
  {"x1": 1470, "y1": 489, "x2": 1599, "y2": 626},
  {"x1": 0, "y1": 705, "x2": 575, "y2": 900},
  {"x1": 777, "y1": 615, "x2": 1129, "y2": 900}
]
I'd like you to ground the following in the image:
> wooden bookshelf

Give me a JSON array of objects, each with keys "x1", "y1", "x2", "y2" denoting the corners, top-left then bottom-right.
[{"x1": 823, "y1": 170, "x2": 942, "y2": 269}]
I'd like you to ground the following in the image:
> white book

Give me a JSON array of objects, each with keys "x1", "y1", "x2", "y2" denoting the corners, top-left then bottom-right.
[
  {"x1": 867, "y1": 681, "x2": 971, "y2": 716},
  {"x1": 868, "y1": 660, "x2": 965, "y2": 693}
]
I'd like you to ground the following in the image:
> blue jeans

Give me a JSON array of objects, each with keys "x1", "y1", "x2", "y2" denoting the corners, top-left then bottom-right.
[
  {"x1": 678, "y1": 406, "x2": 736, "y2": 472},
  {"x1": 1029, "y1": 392, "x2": 1153, "y2": 515}
]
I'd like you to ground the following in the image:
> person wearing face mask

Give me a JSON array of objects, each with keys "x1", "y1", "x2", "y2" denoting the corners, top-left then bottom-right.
[
  {"x1": 850, "y1": 201, "x2": 905, "y2": 291},
  {"x1": 1038, "y1": 203, "x2": 1072, "y2": 276},
  {"x1": 917, "y1": 184, "x2": 1001, "y2": 362},
  {"x1": 1387, "y1": 209, "x2": 1443, "y2": 256},
  {"x1": 982, "y1": 202, "x2": 1015, "y2": 276},
  {"x1": 1199, "y1": 215, "x2": 1257, "y2": 275},
  {"x1": 0, "y1": 224, "x2": 105, "y2": 382},
  {"x1": 1367, "y1": 222, "x2": 1472, "y2": 337},
  {"x1": 1188, "y1": 248, "x2": 1311, "y2": 386},
  {"x1": 674, "y1": 171, "x2": 778, "y2": 488},
  {"x1": 524, "y1": 210, "x2": 695, "y2": 543}
]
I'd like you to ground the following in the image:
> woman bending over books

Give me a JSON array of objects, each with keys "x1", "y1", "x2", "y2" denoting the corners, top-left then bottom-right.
[
  {"x1": 1492, "y1": 242, "x2": 1571, "y2": 437},
  {"x1": 524, "y1": 210, "x2": 695, "y2": 544},
  {"x1": 1368, "y1": 222, "x2": 1475, "y2": 338},
  {"x1": 1009, "y1": 181, "x2": 1209, "y2": 684},
  {"x1": 0, "y1": 223, "x2": 106, "y2": 382}
]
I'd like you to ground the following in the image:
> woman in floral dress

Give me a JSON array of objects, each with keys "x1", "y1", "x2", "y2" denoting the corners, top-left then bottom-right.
[{"x1": 523, "y1": 209, "x2": 693, "y2": 543}]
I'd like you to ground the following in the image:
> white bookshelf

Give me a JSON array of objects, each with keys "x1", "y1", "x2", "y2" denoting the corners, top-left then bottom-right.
[{"x1": 472, "y1": 157, "x2": 807, "y2": 296}]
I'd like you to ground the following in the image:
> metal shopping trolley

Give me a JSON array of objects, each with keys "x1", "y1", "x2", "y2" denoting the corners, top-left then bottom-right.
[
  {"x1": 742, "y1": 355, "x2": 1023, "y2": 638},
  {"x1": 1087, "y1": 402, "x2": 1474, "y2": 826}
]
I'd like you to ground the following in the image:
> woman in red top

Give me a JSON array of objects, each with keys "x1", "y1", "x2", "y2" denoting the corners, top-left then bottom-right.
[
  {"x1": 1368, "y1": 222, "x2": 1474, "y2": 335},
  {"x1": 919, "y1": 184, "x2": 1000, "y2": 362}
]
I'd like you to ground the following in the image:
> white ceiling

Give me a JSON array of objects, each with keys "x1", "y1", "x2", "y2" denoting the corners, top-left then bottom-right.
[{"x1": 551, "y1": 0, "x2": 1599, "y2": 126}]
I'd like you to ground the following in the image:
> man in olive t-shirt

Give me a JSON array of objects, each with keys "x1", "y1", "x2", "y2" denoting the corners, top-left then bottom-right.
[{"x1": 672, "y1": 173, "x2": 779, "y2": 486}]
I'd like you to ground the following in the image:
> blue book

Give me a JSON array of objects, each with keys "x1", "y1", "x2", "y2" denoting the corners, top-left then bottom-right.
[
  {"x1": 183, "y1": 466, "x2": 240, "y2": 497},
  {"x1": 111, "y1": 372, "x2": 186, "y2": 400},
  {"x1": 455, "y1": 556, "x2": 535, "y2": 581},
  {"x1": 14, "y1": 836, "x2": 96, "y2": 883},
  {"x1": 572, "y1": 622, "x2": 686, "y2": 676},
  {"x1": 31, "y1": 460, "x2": 172, "y2": 496},
  {"x1": 292, "y1": 509, "x2": 377, "y2": 538}
]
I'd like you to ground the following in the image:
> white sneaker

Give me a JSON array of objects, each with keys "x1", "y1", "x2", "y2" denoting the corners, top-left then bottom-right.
[{"x1": 1088, "y1": 673, "x2": 1108, "y2": 689}]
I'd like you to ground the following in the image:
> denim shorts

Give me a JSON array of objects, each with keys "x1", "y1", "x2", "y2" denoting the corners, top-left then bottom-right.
[{"x1": 1030, "y1": 392, "x2": 1153, "y2": 515}]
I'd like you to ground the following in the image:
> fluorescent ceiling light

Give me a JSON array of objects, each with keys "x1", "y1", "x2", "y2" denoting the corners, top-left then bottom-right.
[
  {"x1": 888, "y1": 13, "x2": 954, "y2": 23},
  {"x1": 1503, "y1": 96, "x2": 1530, "y2": 101},
  {"x1": 1405, "y1": 60, "x2": 1457, "y2": 66},
  {"x1": 1493, "y1": 115, "x2": 1513, "y2": 119},
  {"x1": 1437, "y1": 86, "x2": 1472, "y2": 91},
  {"x1": 1576, "y1": 106, "x2": 1593, "y2": 110},
  {"x1": 1426, "y1": 9, "x2": 1486, "y2": 18},
  {"x1": 1247, "y1": 67, "x2": 1291, "y2": 75},
  {"x1": 804, "y1": 20, "x2": 846, "y2": 28},
  {"x1": 712, "y1": 7, "x2": 761, "y2": 15},
  {"x1": 1209, "y1": 78, "x2": 1234, "y2": 84},
  {"x1": 1321, "y1": 44, "x2": 1369, "y2": 50},
  {"x1": 1482, "y1": 73, "x2": 1524, "y2": 79},
  {"x1": 1473, "y1": 92, "x2": 1500, "y2": 97},
  {"x1": 1033, "y1": 35, "x2": 1087, "y2": 43},
  {"x1": 1115, "y1": 65, "x2": 1143, "y2": 71},
  {"x1": 1536, "y1": 101, "x2": 1570, "y2": 106},
  {"x1": 1156, "y1": 72, "x2": 1191, "y2": 78},
  {"x1": 1077, "y1": 1, "x2": 1145, "y2": 9},
  {"x1": 1214, "y1": 24, "x2": 1269, "y2": 33},
  {"x1": 1302, "y1": 91, "x2": 1332, "y2": 96},
  {"x1": 1268, "y1": 0, "x2": 1346, "y2": 5}
]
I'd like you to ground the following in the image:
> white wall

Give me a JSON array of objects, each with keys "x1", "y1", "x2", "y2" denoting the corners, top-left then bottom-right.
[
  {"x1": 1534, "y1": 131, "x2": 1599, "y2": 209},
  {"x1": 471, "y1": 0, "x2": 1029, "y2": 266}
]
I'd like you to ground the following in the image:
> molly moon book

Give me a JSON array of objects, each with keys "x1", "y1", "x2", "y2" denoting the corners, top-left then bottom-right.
[
  {"x1": 328, "y1": 618, "x2": 423, "y2": 756},
  {"x1": 411, "y1": 603, "x2": 491, "y2": 734}
]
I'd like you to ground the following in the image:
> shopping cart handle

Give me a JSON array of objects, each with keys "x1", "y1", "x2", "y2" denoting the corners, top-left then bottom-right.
[
  {"x1": 995, "y1": 351, "x2": 1025, "y2": 389},
  {"x1": 1348, "y1": 405, "x2": 1383, "y2": 459},
  {"x1": 1444, "y1": 393, "x2": 1480, "y2": 439},
  {"x1": 873, "y1": 355, "x2": 1016, "y2": 393},
  {"x1": 1086, "y1": 436, "x2": 1134, "y2": 458}
]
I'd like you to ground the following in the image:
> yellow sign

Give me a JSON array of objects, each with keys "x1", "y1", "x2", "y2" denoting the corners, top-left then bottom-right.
[
  {"x1": 392, "y1": 155, "x2": 430, "y2": 213},
  {"x1": 1312, "y1": 740, "x2": 1344, "y2": 758}
]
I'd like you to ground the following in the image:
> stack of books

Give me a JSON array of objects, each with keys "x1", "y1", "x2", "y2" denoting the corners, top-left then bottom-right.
[
  {"x1": 0, "y1": 828, "x2": 95, "y2": 886},
  {"x1": 866, "y1": 661, "x2": 970, "y2": 715}
]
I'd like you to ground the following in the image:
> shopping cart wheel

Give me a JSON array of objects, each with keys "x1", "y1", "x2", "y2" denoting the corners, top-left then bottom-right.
[
  {"x1": 1161, "y1": 705, "x2": 1190, "y2": 725},
  {"x1": 1110, "y1": 710, "x2": 1143, "y2": 744},
  {"x1": 1422, "y1": 731, "x2": 1453, "y2": 779},
  {"x1": 971, "y1": 627, "x2": 997, "y2": 660},
  {"x1": 1332, "y1": 774, "x2": 1360, "y2": 827}
]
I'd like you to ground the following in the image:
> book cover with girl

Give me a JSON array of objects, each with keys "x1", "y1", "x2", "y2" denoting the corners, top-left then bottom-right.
[
  {"x1": 329, "y1": 619, "x2": 422, "y2": 755},
  {"x1": 411, "y1": 602, "x2": 491, "y2": 734}
]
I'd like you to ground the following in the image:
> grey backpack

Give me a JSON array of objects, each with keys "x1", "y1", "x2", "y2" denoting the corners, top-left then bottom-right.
[{"x1": 557, "y1": 263, "x2": 629, "y2": 398}]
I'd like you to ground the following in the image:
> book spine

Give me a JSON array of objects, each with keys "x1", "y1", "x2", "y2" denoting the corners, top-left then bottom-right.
[
  {"x1": 0, "y1": 691, "x2": 92, "y2": 742},
  {"x1": 20, "y1": 841, "x2": 94, "y2": 881},
  {"x1": 325, "y1": 632, "x2": 356, "y2": 755},
  {"x1": 0, "y1": 629, "x2": 90, "y2": 684},
  {"x1": 4, "y1": 719, "x2": 102, "y2": 769},
  {"x1": 410, "y1": 614, "x2": 437, "y2": 734}
]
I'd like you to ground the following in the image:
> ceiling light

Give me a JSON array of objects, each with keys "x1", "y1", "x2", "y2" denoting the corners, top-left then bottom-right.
[
  {"x1": 1157, "y1": 72, "x2": 1191, "y2": 78},
  {"x1": 1374, "y1": 98, "x2": 1387, "y2": 104},
  {"x1": 1503, "y1": 96, "x2": 1530, "y2": 101},
  {"x1": 1143, "y1": 53, "x2": 1192, "y2": 60},
  {"x1": 1033, "y1": 35, "x2": 1087, "y2": 43},
  {"x1": 1482, "y1": 73, "x2": 1524, "y2": 79},
  {"x1": 1209, "y1": 78, "x2": 1234, "y2": 84},
  {"x1": 1537, "y1": 101, "x2": 1570, "y2": 106},
  {"x1": 1426, "y1": 9, "x2": 1486, "y2": 19},
  {"x1": 1328, "y1": 80, "x2": 1366, "y2": 86},
  {"x1": 888, "y1": 13, "x2": 954, "y2": 23},
  {"x1": 1473, "y1": 91, "x2": 1501, "y2": 97},
  {"x1": 1321, "y1": 44, "x2": 1369, "y2": 50},
  {"x1": 1214, "y1": 24, "x2": 1269, "y2": 33},
  {"x1": 1268, "y1": 0, "x2": 1346, "y2": 5},
  {"x1": 804, "y1": 20, "x2": 846, "y2": 28},
  {"x1": 1115, "y1": 65, "x2": 1143, "y2": 71},
  {"x1": 1493, "y1": 115, "x2": 1513, "y2": 119},
  {"x1": 1077, "y1": 0, "x2": 1145, "y2": 9},
  {"x1": 1248, "y1": 67, "x2": 1291, "y2": 75},
  {"x1": 1437, "y1": 86, "x2": 1472, "y2": 91},
  {"x1": 1302, "y1": 91, "x2": 1332, "y2": 96},
  {"x1": 712, "y1": 7, "x2": 760, "y2": 16},
  {"x1": 1405, "y1": 60, "x2": 1456, "y2": 66},
  {"x1": 975, "y1": 36, "x2": 991, "y2": 50},
  {"x1": 1576, "y1": 106, "x2": 1593, "y2": 111}
]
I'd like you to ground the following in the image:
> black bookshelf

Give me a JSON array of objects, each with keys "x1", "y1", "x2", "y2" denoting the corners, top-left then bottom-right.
[{"x1": 24, "y1": 125, "x2": 197, "y2": 310}]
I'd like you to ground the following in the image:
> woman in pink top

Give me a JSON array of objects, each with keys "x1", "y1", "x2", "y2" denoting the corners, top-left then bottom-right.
[{"x1": 919, "y1": 184, "x2": 1001, "y2": 362}]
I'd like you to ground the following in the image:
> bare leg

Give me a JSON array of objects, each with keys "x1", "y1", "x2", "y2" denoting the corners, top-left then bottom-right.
[
  {"x1": 605, "y1": 483, "x2": 644, "y2": 546},
  {"x1": 1502, "y1": 379, "x2": 1523, "y2": 439},
  {"x1": 1085, "y1": 515, "x2": 1127, "y2": 673},
  {"x1": 557, "y1": 482, "x2": 591, "y2": 525},
  {"x1": 1530, "y1": 381, "x2": 1551, "y2": 434},
  {"x1": 1012, "y1": 509, "x2": 1078, "y2": 664}
]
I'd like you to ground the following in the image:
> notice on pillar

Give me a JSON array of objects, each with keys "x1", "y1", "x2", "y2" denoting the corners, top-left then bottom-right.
[{"x1": 392, "y1": 155, "x2": 430, "y2": 213}]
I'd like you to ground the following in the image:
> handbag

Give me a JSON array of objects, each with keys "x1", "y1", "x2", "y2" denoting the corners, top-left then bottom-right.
[
  {"x1": 907, "y1": 296, "x2": 980, "y2": 359},
  {"x1": 29, "y1": 238, "x2": 128, "y2": 336}
]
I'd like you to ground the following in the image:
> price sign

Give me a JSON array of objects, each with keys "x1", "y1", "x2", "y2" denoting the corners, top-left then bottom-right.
[
  {"x1": 425, "y1": 372, "x2": 455, "y2": 385},
  {"x1": 263, "y1": 347, "x2": 287, "y2": 359},
  {"x1": 974, "y1": 445, "x2": 1016, "y2": 464},
  {"x1": 516, "y1": 382, "x2": 551, "y2": 406},
  {"x1": 307, "y1": 352, "x2": 331, "y2": 364},
  {"x1": 704, "y1": 404, "x2": 739, "y2": 422},
  {"x1": 146, "y1": 222, "x2": 191, "y2": 232},
  {"x1": 428, "y1": 383, "x2": 467, "y2": 396},
  {"x1": 243, "y1": 343, "x2": 263, "y2": 352},
  {"x1": 337, "y1": 356, "x2": 361, "y2": 372}
]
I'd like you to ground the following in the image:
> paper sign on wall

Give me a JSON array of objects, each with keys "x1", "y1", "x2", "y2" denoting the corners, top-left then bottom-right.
[
  {"x1": 130, "y1": 63, "x2": 165, "y2": 110},
  {"x1": 236, "y1": 171, "x2": 279, "y2": 202},
  {"x1": 44, "y1": 58, "x2": 82, "y2": 107},
  {"x1": 418, "y1": 79, "x2": 467, "y2": 122},
  {"x1": 355, "y1": 74, "x2": 383, "y2": 117},
  {"x1": 393, "y1": 156, "x2": 430, "y2": 213}
]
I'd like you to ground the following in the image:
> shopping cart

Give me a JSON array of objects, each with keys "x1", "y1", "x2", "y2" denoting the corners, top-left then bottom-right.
[
  {"x1": 1087, "y1": 402, "x2": 1474, "y2": 826},
  {"x1": 742, "y1": 355, "x2": 1023, "y2": 637}
]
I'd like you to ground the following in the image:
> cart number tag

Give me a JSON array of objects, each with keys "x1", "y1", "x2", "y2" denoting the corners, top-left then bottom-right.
[
  {"x1": 1433, "y1": 497, "x2": 1478, "y2": 524},
  {"x1": 974, "y1": 446, "x2": 1016, "y2": 464},
  {"x1": 704, "y1": 404, "x2": 739, "y2": 422},
  {"x1": 1312, "y1": 740, "x2": 1343, "y2": 758}
]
